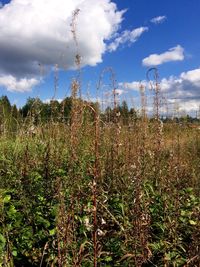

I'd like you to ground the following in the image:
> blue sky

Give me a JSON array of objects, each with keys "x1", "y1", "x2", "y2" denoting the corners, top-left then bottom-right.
[{"x1": 0, "y1": 0, "x2": 200, "y2": 114}]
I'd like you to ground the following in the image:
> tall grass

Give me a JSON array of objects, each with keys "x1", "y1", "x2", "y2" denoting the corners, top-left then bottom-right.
[{"x1": 0, "y1": 82, "x2": 200, "y2": 266}]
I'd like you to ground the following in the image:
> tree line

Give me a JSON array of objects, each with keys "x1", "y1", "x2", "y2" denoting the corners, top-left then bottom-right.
[{"x1": 0, "y1": 95, "x2": 198, "y2": 134}]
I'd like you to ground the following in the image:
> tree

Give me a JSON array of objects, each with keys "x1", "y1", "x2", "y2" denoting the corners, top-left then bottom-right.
[
  {"x1": 129, "y1": 108, "x2": 138, "y2": 122},
  {"x1": 21, "y1": 98, "x2": 36, "y2": 118},
  {"x1": 0, "y1": 96, "x2": 12, "y2": 133},
  {"x1": 119, "y1": 100, "x2": 129, "y2": 125}
]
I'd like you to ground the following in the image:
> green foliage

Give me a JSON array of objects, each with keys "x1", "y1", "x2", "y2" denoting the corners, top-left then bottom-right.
[{"x1": 0, "y1": 95, "x2": 199, "y2": 266}]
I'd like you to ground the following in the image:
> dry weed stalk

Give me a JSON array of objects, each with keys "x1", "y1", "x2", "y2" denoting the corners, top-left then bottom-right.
[
  {"x1": 55, "y1": 8, "x2": 83, "y2": 266},
  {"x1": 127, "y1": 82, "x2": 151, "y2": 266},
  {"x1": 139, "y1": 82, "x2": 148, "y2": 152},
  {"x1": 70, "y1": 8, "x2": 83, "y2": 160},
  {"x1": 147, "y1": 68, "x2": 164, "y2": 185},
  {"x1": 85, "y1": 103, "x2": 100, "y2": 267},
  {"x1": 98, "y1": 67, "x2": 121, "y2": 181},
  {"x1": 71, "y1": 8, "x2": 82, "y2": 98},
  {"x1": 70, "y1": 79, "x2": 82, "y2": 161}
]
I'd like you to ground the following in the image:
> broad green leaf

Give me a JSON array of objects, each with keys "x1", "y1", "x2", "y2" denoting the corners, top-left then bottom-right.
[
  {"x1": 189, "y1": 220, "x2": 197, "y2": 225},
  {"x1": 3, "y1": 195, "x2": 11, "y2": 203},
  {"x1": 12, "y1": 250, "x2": 17, "y2": 257},
  {"x1": 49, "y1": 228, "x2": 56, "y2": 236}
]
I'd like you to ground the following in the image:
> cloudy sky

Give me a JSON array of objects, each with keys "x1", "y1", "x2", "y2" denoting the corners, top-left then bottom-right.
[{"x1": 0, "y1": 0, "x2": 200, "y2": 114}]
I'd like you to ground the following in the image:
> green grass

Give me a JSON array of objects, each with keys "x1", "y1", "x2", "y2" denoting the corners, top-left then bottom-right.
[{"x1": 0, "y1": 118, "x2": 200, "y2": 266}]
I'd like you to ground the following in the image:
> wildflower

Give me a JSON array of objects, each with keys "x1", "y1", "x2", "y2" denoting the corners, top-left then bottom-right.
[
  {"x1": 101, "y1": 218, "x2": 106, "y2": 225},
  {"x1": 97, "y1": 229, "x2": 105, "y2": 236},
  {"x1": 83, "y1": 217, "x2": 92, "y2": 231}
]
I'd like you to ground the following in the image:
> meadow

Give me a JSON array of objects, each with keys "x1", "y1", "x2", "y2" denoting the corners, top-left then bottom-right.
[{"x1": 0, "y1": 77, "x2": 200, "y2": 267}]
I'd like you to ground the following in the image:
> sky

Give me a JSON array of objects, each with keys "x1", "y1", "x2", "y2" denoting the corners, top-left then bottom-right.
[{"x1": 0, "y1": 0, "x2": 200, "y2": 115}]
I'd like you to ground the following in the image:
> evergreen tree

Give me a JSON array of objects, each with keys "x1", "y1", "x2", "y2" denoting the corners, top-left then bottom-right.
[{"x1": 120, "y1": 100, "x2": 129, "y2": 125}]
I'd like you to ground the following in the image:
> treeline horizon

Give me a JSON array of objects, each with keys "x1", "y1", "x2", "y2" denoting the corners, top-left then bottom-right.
[{"x1": 0, "y1": 95, "x2": 199, "y2": 128}]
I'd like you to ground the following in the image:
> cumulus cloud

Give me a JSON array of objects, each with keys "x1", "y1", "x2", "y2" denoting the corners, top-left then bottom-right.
[
  {"x1": 114, "y1": 89, "x2": 125, "y2": 95},
  {"x1": 0, "y1": 0, "x2": 125, "y2": 91},
  {"x1": 104, "y1": 88, "x2": 126, "y2": 97},
  {"x1": 107, "y1": 27, "x2": 148, "y2": 52},
  {"x1": 142, "y1": 45, "x2": 184, "y2": 66},
  {"x1": 0, "y1": 75, "x2": 40, "y2": 92},
  {"x1": 150, "y1": 15, "x2": 166, "y2": 24},
  {"x1": 177, "y1": 99, "x2": 200, "y2": 113},
  {"x1": 180, "y1": 69, "x2": 200, "y2": 87},
  {"x1": 160, "y1": 68, "x2": 200, "y2": 102},
  {"x1": 121, "y1": 68, "x2": 200, "y2": 113},
  {"x1": 121, "y1": 81, "x2": 147, "y2": 91}
]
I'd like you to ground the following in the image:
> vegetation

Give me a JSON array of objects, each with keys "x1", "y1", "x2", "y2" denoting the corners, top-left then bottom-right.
[{"x1": 0, "y1": 85, "x2": 199, "y2": 267}]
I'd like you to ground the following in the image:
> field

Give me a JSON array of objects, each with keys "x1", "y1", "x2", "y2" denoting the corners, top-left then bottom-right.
[
  {"x1": 0, "y1": 90, "x2": 200, "y2": 267},
  {"x1": 0, "y1": 0, "x2": 200, "y2": 266}
]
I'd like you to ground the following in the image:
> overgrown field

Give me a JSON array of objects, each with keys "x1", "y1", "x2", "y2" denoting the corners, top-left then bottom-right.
[{"x1": 0, "y1": 97, "x2": 200, "y2": 267}]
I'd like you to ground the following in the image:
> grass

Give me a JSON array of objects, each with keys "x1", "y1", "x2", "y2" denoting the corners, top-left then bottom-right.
[{"x1": 0, "y1": 103, "x2": 199, "y2": 266}]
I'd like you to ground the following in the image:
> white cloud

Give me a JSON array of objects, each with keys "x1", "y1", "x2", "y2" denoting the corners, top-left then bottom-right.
[
  {"x1": 160, "y1": 68, "x2": 200, "y2": 94},
  {"x1": 121, "y1": 81, "x2": 147, "y2": 91},
  {"x1": 107, "y1": 26, "x2": 148, "y2": 52},
  {"x1": 142, "y1": 45, "x2": 184, "y2": 66},
  {"x1": 180, "y1": 69, "x2": 200, "y2": 86},
  {"x1": 0, "y1": 0, "x2": 125, "y2": 91},
  {"x1": 114, "y1": 89, "x2": 125, "y2": 95},
  {"x1": 83, "y1": 96, "x2": 101, "y2": 103},
  {"x1": 120, "y1": 68, "x2": 200, "y2": 113},
  {"x1": 178, "y1": 100, "x2": 200, "y2": 113},
  {"x1": 150, "y1": 16, "x2": 166, "y2": 24},
  {"x1": 104, "y1": 88, "x2": 126, "y2": 97},
  {"x1": 159, "y1": 68, "x2": 200, "y2": 113},
  {"x1": 0, "y1": 75, "x2": 40, "y2": 92}
]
